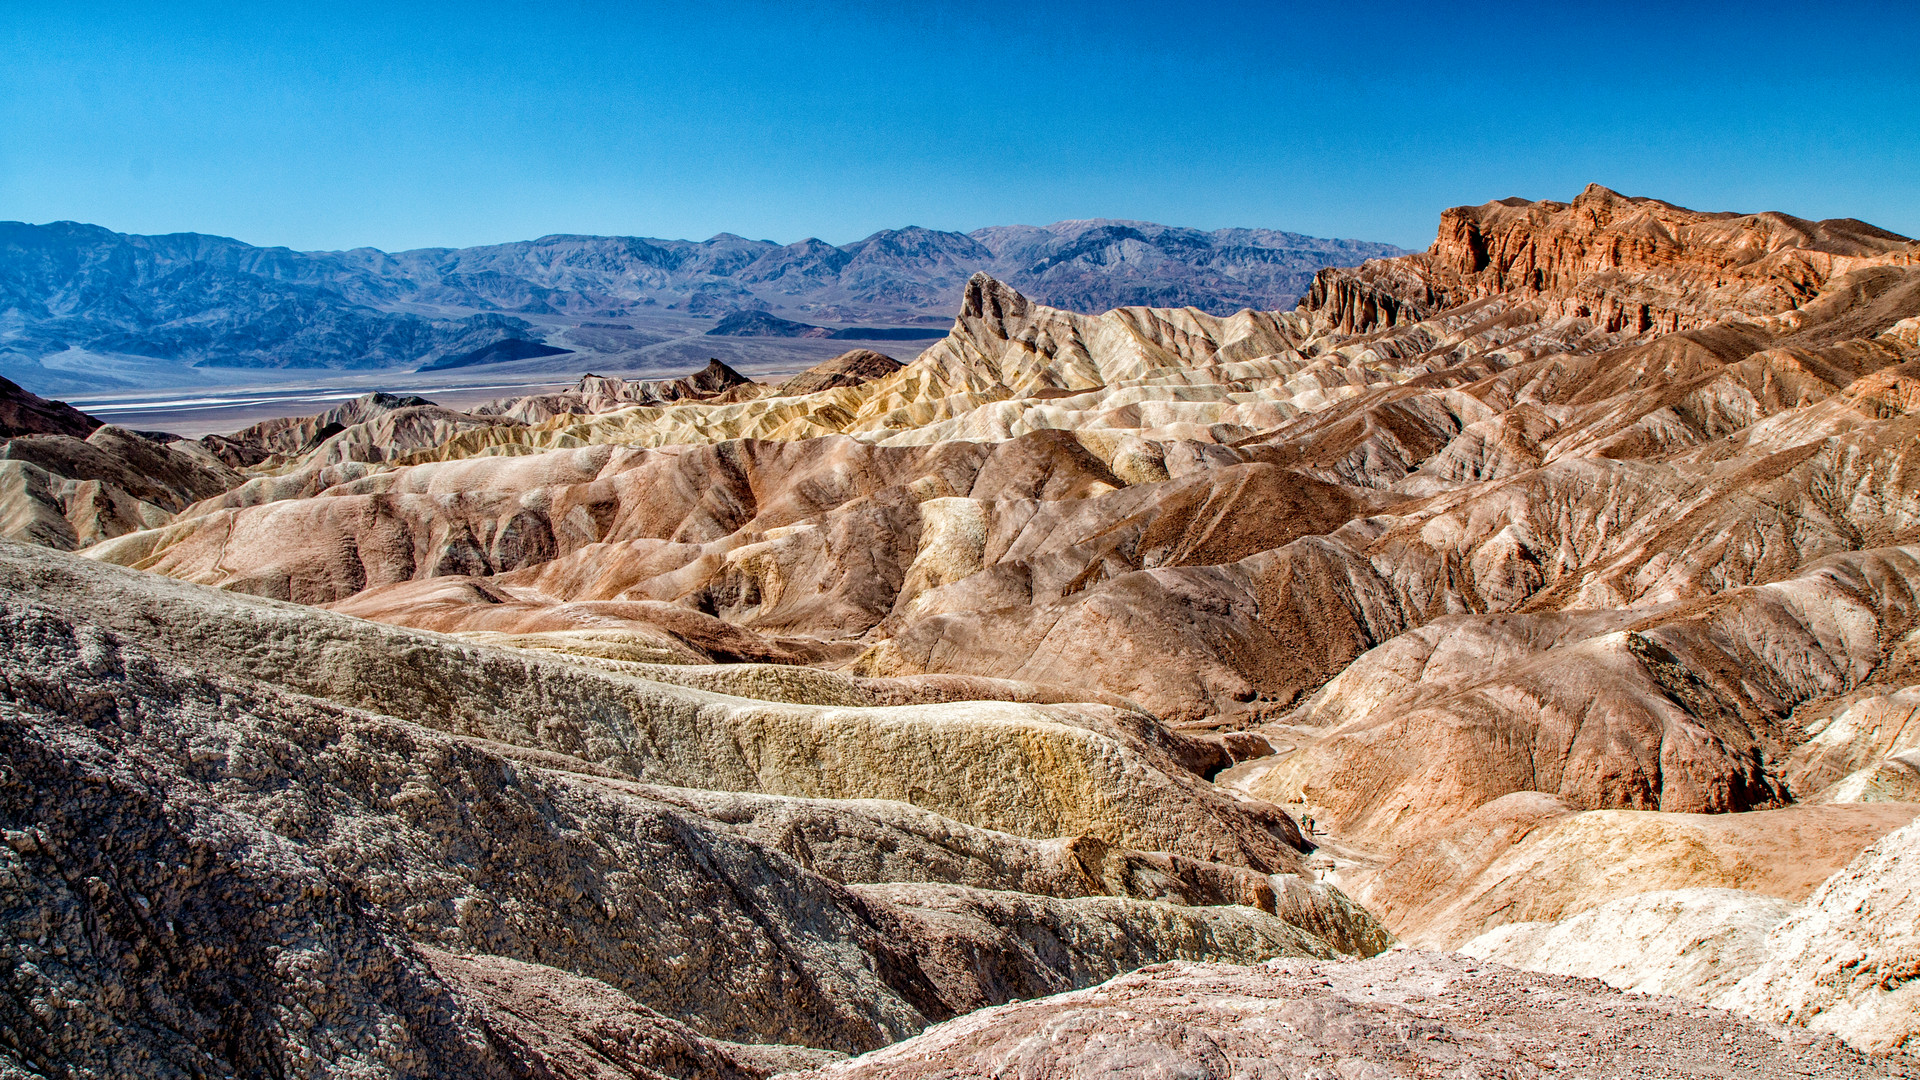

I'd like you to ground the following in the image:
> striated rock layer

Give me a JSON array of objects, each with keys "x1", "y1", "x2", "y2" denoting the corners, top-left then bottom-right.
[{"x1": 0, "y1": 539, "x2": 1382, "y2": 1076}]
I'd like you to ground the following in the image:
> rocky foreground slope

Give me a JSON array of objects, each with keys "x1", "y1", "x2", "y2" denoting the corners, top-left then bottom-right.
[
  {"x1": 786, "y1": 952, "x2": 1884, "y2": 1079},
  {"x1": 0, "y1": 540, "x2": 1372, "y2": 1076},
  {"x1": 5, "y1": 184, "x2": 1920, "y2": 1074}
]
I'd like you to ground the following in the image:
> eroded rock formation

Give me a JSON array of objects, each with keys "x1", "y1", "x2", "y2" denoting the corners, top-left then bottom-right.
[
  {"x1": 6, "y1": 185, "x2": 1920, "y2": 1070},
  {"x1": 0, "y1": 540, "x2": 1358, "y2": 1075}
]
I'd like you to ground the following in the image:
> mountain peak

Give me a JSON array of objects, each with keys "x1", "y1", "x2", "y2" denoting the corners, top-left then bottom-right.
[{"x1": 960, "y1": 272, "x2": 1032, "y2": 322}]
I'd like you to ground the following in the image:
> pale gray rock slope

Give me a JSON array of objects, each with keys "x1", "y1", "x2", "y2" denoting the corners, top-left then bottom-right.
[
  {"x1": 0, "y1": 539, "x2": 1385, "y2": 1076},
  {"x1": 1722, "y1": 818, "x2": 1920, "y2": 1054},
  {"x1": 1459, "y1": 888, "x2": 1795, "y2": 1000},
  {"x1": 1459, "y1": 819, "x2": 1920, "y2": 1056}
]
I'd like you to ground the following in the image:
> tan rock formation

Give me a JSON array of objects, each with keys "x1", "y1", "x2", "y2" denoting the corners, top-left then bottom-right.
[
  {"x1": 478, "y1": 361, "x2": 764, "y2": 423},
  {"x1": 1459, "y1": 888, "x2": 1795, "y2": 1000},
  {"x1": 1344, "y1": 793, "x2": 1917, "y2": 949},
  {"x1": 1460, "y1": 818, "x2": 1920, "y2": 1056},
  {"x1": 1720, "y1": 819, "x2": 1920, "y2": 1054},
  {"x1": 0, "y1": 424, "x2": 242, "y2": 548},
  {"x1": 1256, "y1": 548, "x2": 1920, "y2": 843},
  {"x1": 226, "y1": 389, "x2": 527, "y2": 467}
]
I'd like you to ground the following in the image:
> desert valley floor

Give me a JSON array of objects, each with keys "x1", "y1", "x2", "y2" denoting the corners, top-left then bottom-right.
[{"x1": 4, "y1": 185, "x2": 1920, "y2": 1076}]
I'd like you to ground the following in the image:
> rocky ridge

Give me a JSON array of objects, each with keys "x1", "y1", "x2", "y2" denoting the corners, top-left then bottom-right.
[{"x1": 0, "y1": 375, "x2": 101, "y2": 439}]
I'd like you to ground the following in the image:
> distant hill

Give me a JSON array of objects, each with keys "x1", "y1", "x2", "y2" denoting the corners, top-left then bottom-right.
[
  {"x1": 705, "y1": 311, "x2": 833, "y2": 338},
  {"x1": 706, "y1": 312, "x2": 955, "y2": 340},
  {"x1": 0, "y1": 218, "x2": 1404, "y2": 384},
  {"x1": 418, "y1": 338, "x2": 572, "y2": 371}
]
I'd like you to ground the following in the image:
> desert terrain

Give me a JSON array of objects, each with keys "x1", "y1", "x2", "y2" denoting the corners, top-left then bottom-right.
[{"x1": 4, "y1": 184, "x2": 1919, "y2": 1076}]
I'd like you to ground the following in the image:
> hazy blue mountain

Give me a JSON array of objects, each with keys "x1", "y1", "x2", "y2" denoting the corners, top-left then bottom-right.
[
  {"x1": 972, "y1": 220, "x2": 1409, "y2": 314},
  {"x1": 417, "y1": 338, "x2": 573, "y2": 372},
  {"x1": 0, "y1": 222, "x2": 536, "y2": 374},
  {"x1": 0, "y1": 218, "x2": 1405, "y2": 385}
]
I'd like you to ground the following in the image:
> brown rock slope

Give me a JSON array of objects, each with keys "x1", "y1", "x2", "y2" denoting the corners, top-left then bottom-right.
[
  {"x1": 1258, "y1": 548, "x2": 1920, "y2": 841},
  {"x1": 0, "y1": 380, "x2": 249, "y2": 550},
  {"x1": 478, "y1": 361, "x2": 764, "y2": 423},
  {"x1": 0, "y1": 424, "x2": 243, "y2": 549},
  {"x1": 0, "y1": 374, "x2": 101, "y2": 438},
  {"x1": 774, "y1": 348, "x2": 904, "y2": 396},
  {"x1": 1305, "y1": 181, "x2": 1913, "y2": 336},
  {"x1": 225, "y1": 388, "x2": 525, "y2": 466}
]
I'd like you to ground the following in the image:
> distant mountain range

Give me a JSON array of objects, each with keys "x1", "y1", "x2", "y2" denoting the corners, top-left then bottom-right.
[{"x1": 0, "y1": 219, "x2": 1404, "y2": 384}]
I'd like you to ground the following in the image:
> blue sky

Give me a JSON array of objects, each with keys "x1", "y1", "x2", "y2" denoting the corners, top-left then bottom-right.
[{"x1": 3, "y1": 0, "x2": 1915, "y2": 252}]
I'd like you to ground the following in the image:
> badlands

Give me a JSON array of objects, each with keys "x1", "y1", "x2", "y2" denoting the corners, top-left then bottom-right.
[{"x1": 4, "y1": 184, "x2": 1920, "y2": 1076}]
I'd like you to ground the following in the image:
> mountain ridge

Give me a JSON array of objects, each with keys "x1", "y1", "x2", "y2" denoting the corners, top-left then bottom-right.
[{"x1": 0, "y1": 217, "x2": 1405, "y2": 385}]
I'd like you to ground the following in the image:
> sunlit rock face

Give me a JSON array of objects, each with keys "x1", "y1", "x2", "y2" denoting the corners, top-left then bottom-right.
[{"x1": 6, "y1": 186, "x2": 1920, "y2": 1072}]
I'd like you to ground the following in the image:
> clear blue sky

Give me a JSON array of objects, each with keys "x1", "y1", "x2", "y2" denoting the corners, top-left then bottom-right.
[{"x1": 3, "y1": 0, "x2": 1915, "y2": 252}]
